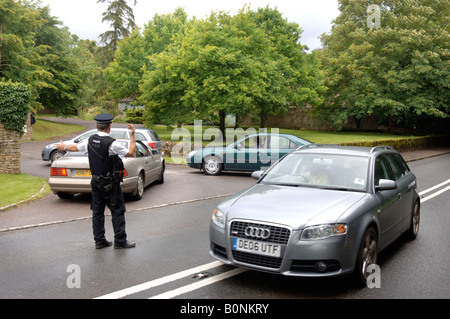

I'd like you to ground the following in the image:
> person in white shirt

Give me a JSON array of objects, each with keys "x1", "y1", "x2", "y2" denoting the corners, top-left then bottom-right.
[{"x1": 55, "y1": 114, "x2": 136, "y2": 249}]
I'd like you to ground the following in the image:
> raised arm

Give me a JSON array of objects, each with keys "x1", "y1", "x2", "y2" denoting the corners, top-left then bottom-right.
[{"x1": 124, "y1": 124, "x2": 136, "y2": 158}]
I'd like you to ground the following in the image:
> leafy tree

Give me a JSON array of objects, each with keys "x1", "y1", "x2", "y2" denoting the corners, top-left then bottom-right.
[
  {"x1": 97, "y1": 0, "x2": 137, "y2": 54},
  {"x1": 33, "y1": 6, "x2": 85, "y2": 115},
  {"x1": 103, "y1": 8, "x2": 188, "y2": 100},
  {"x1": 318, "y1": 0, "x2": 449, "y2": 132},
  {"x1": 0, "y1": 0, "x2": 53, "y2": 102},
  {"x1": 1, "y1": 1, "x2": 102, "y2": 115},
  {"x1": 140, "y1": 6, "x2": 325, "y2": 135},
  {"x1": 250, "y1": 6, "x2": 325, "y2": 127}
]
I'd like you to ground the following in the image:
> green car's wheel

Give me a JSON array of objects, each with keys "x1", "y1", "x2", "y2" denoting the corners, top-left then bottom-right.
[{"x1": 203, "y1": 156, "x2": 223, "y2": 175}]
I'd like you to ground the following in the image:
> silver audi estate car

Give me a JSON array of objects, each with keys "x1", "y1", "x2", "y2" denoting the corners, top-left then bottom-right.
[{"x1": 209, "y1": 145, "x2": 420, "y2": 285}]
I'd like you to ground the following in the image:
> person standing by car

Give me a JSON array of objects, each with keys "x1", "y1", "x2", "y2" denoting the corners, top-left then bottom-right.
[{"x1": 54, "y1": 114, "x2": 136, "y2": 249}]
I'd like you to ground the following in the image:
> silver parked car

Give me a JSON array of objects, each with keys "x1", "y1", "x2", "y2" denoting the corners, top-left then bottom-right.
[
  {"x1": 42, "y1": 128, "x2": 163, "y2": 163},
  {"x1": 49, "y1": 140, "x2": 164, "y2": 200},
  {"x1": 209, "y1": 145, "x2": 420, "y2": 285}
]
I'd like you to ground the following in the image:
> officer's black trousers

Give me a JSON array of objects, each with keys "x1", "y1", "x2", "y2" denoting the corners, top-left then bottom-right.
[{"x1": 90, "y1": 180, "x2": 127, "y2": 245}]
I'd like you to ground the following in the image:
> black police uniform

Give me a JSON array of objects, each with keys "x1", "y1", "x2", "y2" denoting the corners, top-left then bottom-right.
[{"x1": 88, "y1": 114, "x2": 132, "y2": 249}]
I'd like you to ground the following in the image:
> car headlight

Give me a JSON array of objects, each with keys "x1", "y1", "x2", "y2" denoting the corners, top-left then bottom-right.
[
  {"x1": 300, "y1": 224, "x2": 347, "y2": 240},
  {"x1": 212, "y1": 209, "x2": 225, "y2": 228}
]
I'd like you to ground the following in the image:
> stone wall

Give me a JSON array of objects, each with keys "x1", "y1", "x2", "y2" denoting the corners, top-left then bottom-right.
[
  {"x1": 240, "y1": 107, "x2": 323, "y2": 131},
  {"x1": 0, "y1": 123, "x2": 21, "y2": 174},
  {"x1": 21, "y1": 112, "x2": 33, "y2": 141}
]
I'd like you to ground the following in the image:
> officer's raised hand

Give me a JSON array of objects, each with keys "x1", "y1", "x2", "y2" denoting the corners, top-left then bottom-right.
[
  {"x1": 125, "y1": 124, "x2": 136, "y2": 157},
  {"x1": 127, "y1": 124, "x2": 135, "y2": 135}
]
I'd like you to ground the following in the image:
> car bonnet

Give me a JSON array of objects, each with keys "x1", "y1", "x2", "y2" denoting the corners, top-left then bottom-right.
[{"x1": 220, "y1": 184, "x2": 367, "y2": 230}]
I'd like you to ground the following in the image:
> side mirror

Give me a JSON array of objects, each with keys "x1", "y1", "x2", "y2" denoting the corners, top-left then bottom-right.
[
  {"x1": 251, "y1": 170, "x2": 263, "y2": 180},
  {"x1": 376, "y1": 179, "x2": 397, "y2": 191}
]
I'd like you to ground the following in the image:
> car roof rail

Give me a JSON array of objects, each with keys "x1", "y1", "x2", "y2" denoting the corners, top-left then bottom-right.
[
  {"x1": 369, "y1": 145, "x2": 395, "y2": 153},
  {"x1": 296, "y1": 143, "x2": 338, "y2": 150}
]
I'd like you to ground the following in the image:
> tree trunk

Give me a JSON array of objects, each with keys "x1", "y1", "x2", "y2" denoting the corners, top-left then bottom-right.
[
  {"x1": 387, "y1": 116, "x2": 395, "y2": 134},
  {"x1": 219, "y1": 110, "x2": 226, "y2": 142}
]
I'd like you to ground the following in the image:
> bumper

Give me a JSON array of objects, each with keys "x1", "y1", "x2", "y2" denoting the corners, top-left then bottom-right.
[
  {"x1": 49, "y1": 176, "x2": 138, "y2": 194},
  {"x1": 42, "y1": 147, "x2": 52, "y2": 161},
  {"x1": 186, "y1": 156, "x2": 202, "y2": 169},
  {"x1": 209, "y1": 220, "x2": 357, "y2": 277}
]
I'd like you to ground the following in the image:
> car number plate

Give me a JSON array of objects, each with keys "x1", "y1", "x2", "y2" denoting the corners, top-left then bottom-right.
[
  {"x1": 232, "y1": 238, "x2": 281, "y2": 258},
  {"x1": 73, "y1": 169, "x2": 92, "y2": 177}
]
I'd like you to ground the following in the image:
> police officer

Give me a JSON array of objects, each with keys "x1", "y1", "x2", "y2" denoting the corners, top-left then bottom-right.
[{"x1": 55, "y1": 114, "x2": 136, "y2": 249}]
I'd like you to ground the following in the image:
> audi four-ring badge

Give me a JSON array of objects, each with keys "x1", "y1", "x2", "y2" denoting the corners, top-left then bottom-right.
[{"x1": 209, "y1": 145, "x2": 420, "y2": 285}]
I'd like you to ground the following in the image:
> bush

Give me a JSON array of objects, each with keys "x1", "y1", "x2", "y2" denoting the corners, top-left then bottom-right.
[
  {"x1": 125, "y1": 108, "x2": 144, "y2": 124},
  {"x1": 340, "y1": 135, "x2": 450, "y2": 152},
  {"x1": 0, "y1": 81, "x2": 31, "y2": 134}
]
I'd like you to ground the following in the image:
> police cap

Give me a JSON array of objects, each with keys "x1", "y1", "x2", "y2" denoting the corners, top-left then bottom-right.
[{"x1": 94, "y1": 113, "x2": 114, "y2": 124}]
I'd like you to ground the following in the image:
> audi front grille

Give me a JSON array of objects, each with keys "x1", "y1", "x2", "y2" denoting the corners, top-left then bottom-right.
[{"x1": 229, "y1": 220, "x2": 291, "y2": 269}]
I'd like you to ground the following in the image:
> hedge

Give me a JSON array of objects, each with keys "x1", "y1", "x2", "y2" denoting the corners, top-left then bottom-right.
[
  {"x1": 340, "y1": 135, "x2": 449, "y2": 152},
  {"x1": 0, "y1": 81, "x2": 31, "y2": 134}
]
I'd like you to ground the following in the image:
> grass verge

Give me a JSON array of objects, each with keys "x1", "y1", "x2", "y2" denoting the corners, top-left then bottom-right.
[
  {"x1": 30, "y1": 118, "x2": 86, "y2": 141},
  {"x1": 0, "y1": 174, "x2": 51, "y2": 209},
  {"x1": 152, "y1": 125, "x2": 407, "y2": 146},
  {"x1": 4, "y1": 117, "x2": 85, "y2": 210}
]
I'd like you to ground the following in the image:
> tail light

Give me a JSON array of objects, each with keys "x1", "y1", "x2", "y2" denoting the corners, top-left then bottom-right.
[
  {"x1": 50, "y1": 168, "x2": 68, "y2": 176},
  {"x1": 121, "y1": 169, "x2": 128, "y2": 177},
  {"x1": 148, "y1": 142, "x2": 157, "y2": 149}
]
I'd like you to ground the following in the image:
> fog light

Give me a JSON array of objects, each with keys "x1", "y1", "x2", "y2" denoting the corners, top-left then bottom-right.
[{"x1": 315, "y1": 261, "x2": 327, "y2": 272}]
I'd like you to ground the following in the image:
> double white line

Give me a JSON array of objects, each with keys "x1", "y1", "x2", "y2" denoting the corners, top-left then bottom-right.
[
  {"x1": 95, "y1": 261, "x2": 246, "y2": 299},
  {"x1": 419, "y1": 179, "x2": 450, "y2": 203}
]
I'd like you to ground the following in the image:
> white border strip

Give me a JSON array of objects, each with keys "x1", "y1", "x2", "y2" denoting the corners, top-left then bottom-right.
[{"x1": 0, "y1": 193, "x2": 232, "y2": 233}]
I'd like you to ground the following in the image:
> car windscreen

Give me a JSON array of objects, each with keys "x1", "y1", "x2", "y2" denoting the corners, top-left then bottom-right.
[{"x1": 261, "y1": 153, "x2": 369, "y2": 192}]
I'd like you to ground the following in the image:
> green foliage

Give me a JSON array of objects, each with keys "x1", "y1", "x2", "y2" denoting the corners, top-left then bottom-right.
[
  {"x1": 97, "y1": 0, "x2": 137, "y2": 52},
  {"x1": 340, "y1": 135, "x2": 449, "y2": 152},
  {"x1": 104, "y1": 8, "x2": 188, "y2": 100},
  {"x1": 125, "y1": 107, "x2": 144, "y2": 124},
  {"x1": 317, "y1": 0, "x2": 450, "y2": 132},
  {"x1": 1, "y1": 1, "x2": 100, "y2": 116},
  {"x1": 0, "y1": 81, "x2": 30, "y2": 133},
  {"x1": 138, "y1": 6, "x2": 325, "y2": 134}
]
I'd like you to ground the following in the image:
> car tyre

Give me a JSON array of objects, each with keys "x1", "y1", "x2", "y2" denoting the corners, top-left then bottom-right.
[
  {"x1": 57, "y1": 192, "x2": 74, "y2": 199},
  {"x1": 406, "y1": 200, "x2": 420, "y2": 240},
  {"x1": 51, "y1": 150, "x2": 65, "y2": 163},
  {"x1": 157, "y1": 162, "x2": 165, "y2": 184},
  {"x1": 354, "y1": 227, "x2": 378, "y2": 287},
  {"x1": 131, "y1": 172, "x2": 144, "y2": 200},
  {"x1": 203, "y1": 156, "x2": 223, "y2": 175}
]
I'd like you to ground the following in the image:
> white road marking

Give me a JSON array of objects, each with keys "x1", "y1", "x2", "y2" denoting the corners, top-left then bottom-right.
[
  {"x1": 95, "y1": 261, "x2": 224, "y2": 299},
  {"x1": 421, "y1": 185, "x2": 450, "y2": 203},
  {"x1": 419, "y1": 179, "x2": 450, "y2": 196},
  {"x1": 149, "y1": 268, "x2": 247, "y2": 299}
]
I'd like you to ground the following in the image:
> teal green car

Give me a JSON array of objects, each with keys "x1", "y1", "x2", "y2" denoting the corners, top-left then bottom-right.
[{"x1": 186, "y1": 133, "x2": 311, "y2": 175}]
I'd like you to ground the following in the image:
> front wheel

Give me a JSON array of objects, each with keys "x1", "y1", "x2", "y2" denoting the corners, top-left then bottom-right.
[
  {"x1": 202, "y1": 156, "x2": 223, "y2": 175},
  {"x1": 354, "y1": 227, "x2": 378, "y2": 287},
  {"x1": 407, "y1": 200, "x2": 420, "y2": 240},
  {"x1": 51, "y1": 150, "x2": 65, "y2": 163},
  {"x1": 131, "y1": 172, "x2": 144, "y2": 200}
]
